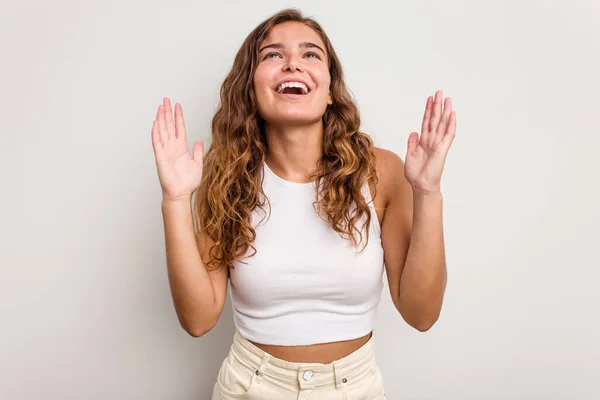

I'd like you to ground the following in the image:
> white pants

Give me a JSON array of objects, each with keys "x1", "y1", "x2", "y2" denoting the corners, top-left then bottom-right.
[{"x1": 211, "y1": 330, "x2": 387, "y2": 399}]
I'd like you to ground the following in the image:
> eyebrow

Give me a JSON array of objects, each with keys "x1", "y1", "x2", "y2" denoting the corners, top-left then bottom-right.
[{"x1": 258, "y1": 42, "x2": 326, "y2": 56}]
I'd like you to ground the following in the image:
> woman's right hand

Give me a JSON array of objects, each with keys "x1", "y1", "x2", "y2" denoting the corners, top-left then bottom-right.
[{"x1": 151, "y1": 97, "x2": 204, "y2": 202}]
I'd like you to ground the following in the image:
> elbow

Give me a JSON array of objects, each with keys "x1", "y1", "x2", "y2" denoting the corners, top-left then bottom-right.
[
  {"x1": 180, "y1": 315, "x2": 219, "y2": 338},
  {"x1": 185, "y1": 325, "x2": 210, "y2": 338},
  {"x1": 397, "y1": 302, "x2": 440, "y2": 332},
  {"x1": 412, "y1": 317, "x2": 438, "y2": 332}
]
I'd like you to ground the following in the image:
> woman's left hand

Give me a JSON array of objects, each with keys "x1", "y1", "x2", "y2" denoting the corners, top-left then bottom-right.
[{"x1": 404, "y1": 90, "x2": 457, "y2": 195}]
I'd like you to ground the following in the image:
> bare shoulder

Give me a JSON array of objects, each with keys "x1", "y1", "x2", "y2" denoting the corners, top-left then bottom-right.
[{"x1": 372, "y1": 146, "x2": 409, "y2": 209}]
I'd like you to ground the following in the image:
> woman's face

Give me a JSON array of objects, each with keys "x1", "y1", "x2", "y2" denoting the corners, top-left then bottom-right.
[{"x1": 253, "y1": 21, "x2": 332, "y2": 126}]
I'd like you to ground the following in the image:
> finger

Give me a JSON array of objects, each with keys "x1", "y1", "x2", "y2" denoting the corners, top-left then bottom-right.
[
  {"x1": 158, "y1": 104, "x2": 172, "y2": 144},
  {"x1": 429, "y1": 91, "x2": 442, "y2": 142},
  {"x1": 156, "y1": 105, "x2": 168, "y2": 144},
  {"x1": 420, "y1": 95, "x2": 432, "y2": 145},
  {"x1": 407, "y1": 132, "x2": 419, "y2": 154},
  {"x1": 436, "y1": 97, "x2": 452, "y2": 140},
  {"x1": 164, "y1": 97, "x2": 177, "y2": 140},
  {"x1": 442, "y1": 111, "x2": 457, "y2": 147},
  {"x1": 152, "y1": 120, "x2": 163, "y2": 150},
  {"x1": 175, "y1": 103, "x2": 187, "y2": 143},
  {"x1": 192, "y1": 140, "x2": 204, "y2": 164}
]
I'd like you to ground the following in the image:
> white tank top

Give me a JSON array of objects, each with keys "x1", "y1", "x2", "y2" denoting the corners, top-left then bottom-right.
[{"x1": 229, "y1": 161, "x2": 385, "y2": 346}]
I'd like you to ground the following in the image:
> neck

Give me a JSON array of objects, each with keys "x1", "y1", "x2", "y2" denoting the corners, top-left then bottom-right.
[{"x1": 264, "y1": 120, "x2": 323, "y2": 183}]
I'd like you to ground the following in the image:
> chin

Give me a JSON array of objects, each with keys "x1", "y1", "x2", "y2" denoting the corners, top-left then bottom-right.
[
  {"x1": 267, "y1": 113, "x2": 323, "y2": 126},
  {"x1": 260, "y1": 105, "x2": 328, "y2": 126}
]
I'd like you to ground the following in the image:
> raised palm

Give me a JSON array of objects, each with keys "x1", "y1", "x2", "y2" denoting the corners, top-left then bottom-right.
[
  {"x1": 404, "y1": 90, "x2": 457, "y2": 194},
  {"x1": 151, "y1": 97, "x2": 204, "y2": 201}
]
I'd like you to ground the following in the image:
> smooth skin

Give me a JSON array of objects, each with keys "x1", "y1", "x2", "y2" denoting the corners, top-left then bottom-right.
[{"x1": 152, "y1": 21, "x2": 456, "y2": 363}]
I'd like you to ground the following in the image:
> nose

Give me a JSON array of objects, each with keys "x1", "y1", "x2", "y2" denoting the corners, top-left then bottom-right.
[{"x1": 282, "y1": 55, "x2": 303, "y2": 73}]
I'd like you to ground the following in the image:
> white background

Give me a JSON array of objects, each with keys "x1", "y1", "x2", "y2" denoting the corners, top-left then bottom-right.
[{"x1": 1, "y1": 0, "x2": 599, "y2": 398}]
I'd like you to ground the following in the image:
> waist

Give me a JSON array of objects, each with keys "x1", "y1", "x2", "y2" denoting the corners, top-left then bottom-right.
[
  {"x1": 231, "y1": 330, "x2": 377, "y2": 388},
  {"x1": 249, "y1": 331, "x2": 373, "y2": 364}
]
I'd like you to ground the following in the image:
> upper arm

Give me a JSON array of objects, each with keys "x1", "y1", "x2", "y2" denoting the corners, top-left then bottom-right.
[{"x1": 377, "y1": 148, "x2": 414, "y2": 310}]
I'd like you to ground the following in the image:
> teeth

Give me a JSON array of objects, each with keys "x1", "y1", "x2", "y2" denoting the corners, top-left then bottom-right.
[{"x1": 276, "y1": 81, "x2": 309, "y2": 94}]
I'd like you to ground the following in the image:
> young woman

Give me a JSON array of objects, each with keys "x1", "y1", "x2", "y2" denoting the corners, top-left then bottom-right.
[{"x1": 151, "y1": 8, "x2": 456, "y2": 400}]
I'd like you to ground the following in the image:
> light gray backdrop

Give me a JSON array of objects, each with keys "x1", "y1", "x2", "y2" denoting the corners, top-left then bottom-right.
[{"x1": 1, "y1": 0, "x2": 599, "y2": 399}]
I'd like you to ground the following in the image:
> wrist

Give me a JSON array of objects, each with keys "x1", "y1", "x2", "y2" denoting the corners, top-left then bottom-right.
[
  {"x1": 162, "y1": 192, "x2": 192, "y2": 203},
  {"x1": 161, "y1": 196, "x2": 192, "y2": 209},
  {"x1": 412, "y1": 188, "x2": 442, "y2": 200}
]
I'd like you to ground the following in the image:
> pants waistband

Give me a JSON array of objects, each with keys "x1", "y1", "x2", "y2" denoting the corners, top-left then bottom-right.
[{"x1": 230, "y1": 330, "x2": 376, "y2": 389}]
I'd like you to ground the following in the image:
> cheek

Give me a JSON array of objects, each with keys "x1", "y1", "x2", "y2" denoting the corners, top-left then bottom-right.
[
  {"x1": 313, "y1": 67, "x2": 331, "y2": 90},
  {"x1": 253, "y1": 65, "x2": 264, "y2": 83},
  {"x1": 253, "y1": 68, "x2": 272, "y2": 99},
  {"x1": 324, "y1": 72, "x2": 332, "y2": 89}
]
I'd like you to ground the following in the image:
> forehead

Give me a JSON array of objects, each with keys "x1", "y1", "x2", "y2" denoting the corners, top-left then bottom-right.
[{"x1": 261, "y1": 21, "x2": 325, "y2": 49}]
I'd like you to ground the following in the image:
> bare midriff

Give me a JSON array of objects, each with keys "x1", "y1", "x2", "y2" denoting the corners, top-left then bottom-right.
[{"x1": 249, "y1": 331, "x2": 372, "y2": 364}]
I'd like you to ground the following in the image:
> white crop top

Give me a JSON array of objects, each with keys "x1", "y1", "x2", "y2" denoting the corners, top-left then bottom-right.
[{"x1": 228, "y1": 161, "x2": 385, "y2": 346}]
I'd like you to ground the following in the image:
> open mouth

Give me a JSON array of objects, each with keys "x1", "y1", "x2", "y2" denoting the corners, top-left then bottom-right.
[{"x1": 274, "y1": 81, "x2": 311, "y2": 96}]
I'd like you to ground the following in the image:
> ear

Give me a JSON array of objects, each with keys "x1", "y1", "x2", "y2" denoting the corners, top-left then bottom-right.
[{"x1": 328, "y1": 93, "x2": 333, "y2": 105}]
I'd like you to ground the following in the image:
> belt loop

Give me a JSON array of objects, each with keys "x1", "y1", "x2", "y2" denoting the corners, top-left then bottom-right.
[
  {"x1": 254, "y1": 353, "x2": 270, "y2": 383},
  {"x1": 332, "y1": 360, "x2": 344, "y2": 390}
]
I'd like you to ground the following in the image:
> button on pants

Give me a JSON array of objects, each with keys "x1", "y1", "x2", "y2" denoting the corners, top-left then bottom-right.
[{"x1": 211, "y1": 330, "x2": 386, "y2": 399}]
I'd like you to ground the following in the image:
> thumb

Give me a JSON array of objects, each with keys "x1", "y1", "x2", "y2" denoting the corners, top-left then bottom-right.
[
  {"x1": 407, "y1": 132, "x2": 419, "y2": 154},
  {"x1": 192, "y1": 141, "x2": 204, "y2": 164}
]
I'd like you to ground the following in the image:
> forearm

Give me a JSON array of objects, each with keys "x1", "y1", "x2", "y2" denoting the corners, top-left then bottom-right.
[
  {"x1": 161, "y1": 198, "x2": 219, "y2": 334},
  {"x1": 398, "y1": 190, "x2": 447, "y2": 331}
]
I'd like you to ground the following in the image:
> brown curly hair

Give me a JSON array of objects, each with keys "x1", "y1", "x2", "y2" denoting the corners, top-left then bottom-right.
[{"x1": 193, "y1": 8, "x2": 379, "y2": 271}]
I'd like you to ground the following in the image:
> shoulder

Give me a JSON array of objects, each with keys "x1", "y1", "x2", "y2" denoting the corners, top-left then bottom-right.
[
  {"x1": 373, "y1": 146, "x2": 405, "y2": 170},
  {"x1": 372, "y1": 146, "x2": 409, "y2": 208}
]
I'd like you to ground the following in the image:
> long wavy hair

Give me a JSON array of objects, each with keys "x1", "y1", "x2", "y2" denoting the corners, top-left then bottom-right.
[{"x1": 193, "y1": 8, "x2": 379, "y2": 271}]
